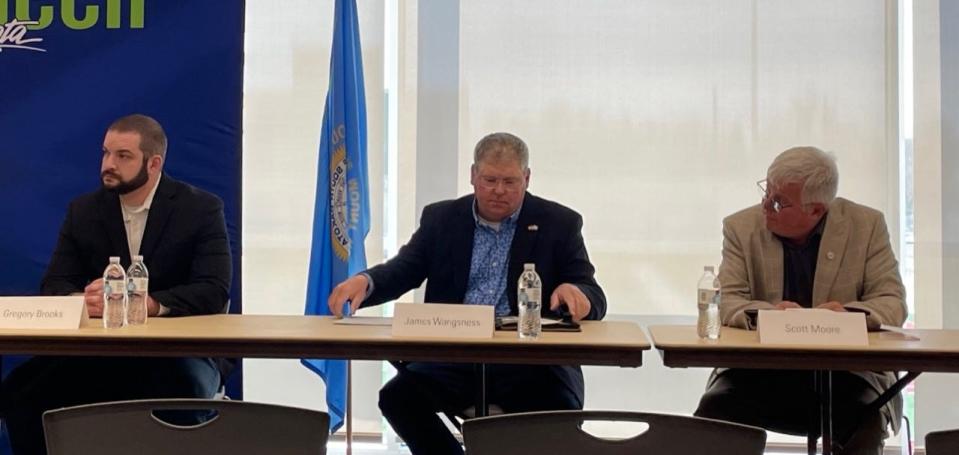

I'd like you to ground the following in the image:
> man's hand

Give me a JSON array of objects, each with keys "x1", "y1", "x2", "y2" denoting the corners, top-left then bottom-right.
[
  {"x1": 83, "y1": 279, "x2": 105, "y2": 317},
  {"x1": 816, "y1": 301, "x2": 847, "y2": 312},
  {"x1": 147, "y1": 296, "x2": 162, "y2": 316},
  {"x1": 549, "y1": 283, "x2": 591, "y2": 321},
  {"x1": 327, "y1": 274, "x2": 369, "y2": 318},
  {"x1": 774, "y1": 301, "x2": 802, "y2": 310}
]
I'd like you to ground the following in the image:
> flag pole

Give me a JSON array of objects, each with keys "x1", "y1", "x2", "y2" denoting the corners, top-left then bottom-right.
[
  {"x1": 303, "y1": 0, "x2": 367, "y2": 443},
  {"x1": 346, "y1": 359, "x2": 353, "y2": 455}
]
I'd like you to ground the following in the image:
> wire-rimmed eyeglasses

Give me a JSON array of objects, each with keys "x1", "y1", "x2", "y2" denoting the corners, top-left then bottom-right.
[
  {"x1": 756, "y1": 179, "x2": 795, "y2": 213},
  {"x1": 476, "y1": 176, "x2": 524, "y2": 192}
]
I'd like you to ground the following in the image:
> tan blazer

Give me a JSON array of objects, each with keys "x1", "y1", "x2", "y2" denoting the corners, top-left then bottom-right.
[{"x1": 715, "y1": 197, "x2": 907, "y2": 429}]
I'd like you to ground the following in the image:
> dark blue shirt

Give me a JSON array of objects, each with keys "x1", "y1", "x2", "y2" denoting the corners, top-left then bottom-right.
[{"x1": 778, "y1": 215, "x2": 827, "y2": 308}]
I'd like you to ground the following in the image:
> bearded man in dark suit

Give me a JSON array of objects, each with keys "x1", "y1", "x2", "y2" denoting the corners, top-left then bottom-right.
[{"x1": 1, "y1": 114, "x2": 232, "y2": 455}]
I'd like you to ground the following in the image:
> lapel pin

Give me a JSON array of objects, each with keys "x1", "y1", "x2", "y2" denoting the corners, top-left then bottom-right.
[
  {"x1": 528, "y1": 225, "x2": 538, "y2": 231},
  {"x1": 826, "y1": 251, "x2": 835, "y2": 260}
]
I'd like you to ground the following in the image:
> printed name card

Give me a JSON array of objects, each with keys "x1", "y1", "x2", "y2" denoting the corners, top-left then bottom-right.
[
  {"x1": 392, "y1": 303, "x2": 494, "y2": 339},
  {"x1": 759, "y1": 309, "x2": 868, "y2": 346},
  {"x1": 0, "y1": 296, "x2": 89, "y2": 330}
]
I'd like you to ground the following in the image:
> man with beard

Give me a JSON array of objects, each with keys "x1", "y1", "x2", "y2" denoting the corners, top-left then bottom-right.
[{"x1": 0, "y1": 114, "x2": 232, "y2": 455}]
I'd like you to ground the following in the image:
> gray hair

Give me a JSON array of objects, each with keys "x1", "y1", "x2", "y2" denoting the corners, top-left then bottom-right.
[
  {"x1": 473, "y1": 132, "x2": 529, "y2": 169},
  {"x1": 767, "y1": 146, "x2": 839, "y2": 205}
]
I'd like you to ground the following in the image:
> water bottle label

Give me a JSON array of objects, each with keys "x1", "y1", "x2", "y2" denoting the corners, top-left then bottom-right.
[
  {"x1": 129, "y1": 277, "x2": 148, "y2": 291},
  {"x1": 698, "y1": 289, "x2": 718, "y2": 306},
  {"x1": 524, "y1": 288, "x2": 541, "y2": 303},
  {"x1": 105, "y1": 279, "x2": 125, "y2": 295}
]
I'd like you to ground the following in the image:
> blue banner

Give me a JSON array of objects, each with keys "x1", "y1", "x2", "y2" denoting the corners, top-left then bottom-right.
[
  {"x1": 301, "y1": 0, "x2": 370, "y2": 434},
  {"x1": 0, "y1": 2, "x2": 245, "y2": 448}
]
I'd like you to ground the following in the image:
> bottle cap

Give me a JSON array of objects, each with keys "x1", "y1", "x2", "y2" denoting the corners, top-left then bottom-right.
[
  {"x1": 109, "y1": 256, "x2": 121, "y2": 263},
  {"x1": 524, "y1": 263, "x2": 535, "y2": 270},
  {"x1": 133, "y1": 255, "x2": 144, "y2": 261},
  {"x1": 704, "y1": 265, "x2": 715, "y2": 273}
]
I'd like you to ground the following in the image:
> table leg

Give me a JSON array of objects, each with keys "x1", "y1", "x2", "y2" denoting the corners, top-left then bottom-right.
[
  {"x1": 820, "y1": 370, "x2": 833, "y2": 455},
  {"x1": 474, "y1": 363, "x2": 488, "y2": 417},
  {"x1": 808, "y1": 370, "x2": 834, "y2": 454}
]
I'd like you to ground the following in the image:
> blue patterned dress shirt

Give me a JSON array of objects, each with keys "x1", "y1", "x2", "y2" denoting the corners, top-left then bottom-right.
[{"x1": 464, "y1": 202, "x2": 521, "y2": 316}]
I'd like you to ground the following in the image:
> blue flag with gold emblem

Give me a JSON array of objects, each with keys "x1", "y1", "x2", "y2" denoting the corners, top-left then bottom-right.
[{"x1": 301, "y1": 0, "x2": 369, "y2": 434}]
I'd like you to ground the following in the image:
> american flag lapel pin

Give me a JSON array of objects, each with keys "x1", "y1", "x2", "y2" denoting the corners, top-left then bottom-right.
[{"x1": 528, "y1": 224, "x2": 538, "y2": 231}]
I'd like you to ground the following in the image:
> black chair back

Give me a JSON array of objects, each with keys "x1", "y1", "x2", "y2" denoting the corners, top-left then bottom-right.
[
  {"x1": 463, "y1": 410, "x2": 766, "y2": 455},
  {"x1": 43, "y1": 399, "x2": 329, "y2": 455}
]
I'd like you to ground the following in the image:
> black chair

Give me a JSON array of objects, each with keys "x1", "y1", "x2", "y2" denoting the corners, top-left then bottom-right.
[
  {"x1": 43, "y1": 399, "x2": 329, "y2": 455},
  {"x1": 926, "y1": 428, "x2": 959, "y2": 455},
  {"x1": 463, "y1": 410, "x2": 767, "y2": 455}
]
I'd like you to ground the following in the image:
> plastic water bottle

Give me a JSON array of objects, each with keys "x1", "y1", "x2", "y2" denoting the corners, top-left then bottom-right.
[
  {"x1": 126, "y1": 255, "x2": 149, "y2": 325},
  {"x1": 518, "y1": 263, "x2": 542, "y2": 340},
  {"x1": 697, "y1": 266, "x2": 721, "y2": 340},
  {"x1": 102, "y1": 256, "x2": 128, "y2": 328}
]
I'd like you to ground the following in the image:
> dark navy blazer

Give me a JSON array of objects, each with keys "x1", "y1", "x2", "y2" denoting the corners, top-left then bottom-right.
[{"x1": 363, "y1": 192, "x2": 607, "y2": 402}]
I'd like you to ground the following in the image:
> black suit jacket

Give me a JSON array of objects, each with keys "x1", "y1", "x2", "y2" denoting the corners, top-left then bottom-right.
[
  {"x1": 363, "y1": 193, "x2": 606, "y2": 402},
  {"x1": 0, "y1": 175, "x2": 230, "y2": 445},
  {"x1": 41, "y1": 174, "x2": 232, "y2": 316}
]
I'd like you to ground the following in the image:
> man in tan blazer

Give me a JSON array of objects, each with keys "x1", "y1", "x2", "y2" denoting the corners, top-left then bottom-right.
[{"x1": 694, "y1": 146, "x2": 907, "y2": 455}]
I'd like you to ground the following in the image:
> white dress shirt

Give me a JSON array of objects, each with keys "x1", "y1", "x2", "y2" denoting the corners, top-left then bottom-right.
[{"x1": 120, "y1": 177, "x2": 160, "y2": 258}]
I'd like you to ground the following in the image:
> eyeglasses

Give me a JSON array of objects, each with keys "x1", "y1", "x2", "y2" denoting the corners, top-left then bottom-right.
[
  {"x1": 756, "y1": 179, "x2": 795, "y2": 213},
  {"x1": 477, "y1": 176, "x2": 524, "y2": 192}
]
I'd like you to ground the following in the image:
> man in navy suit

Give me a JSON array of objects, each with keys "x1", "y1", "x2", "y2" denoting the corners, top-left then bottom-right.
[
  {"x1": 0, "y1": 114, "x2": 231, "y2": 455},
  {"x1": 328, "y1": 132, "x2": 606, "y2": 455}
]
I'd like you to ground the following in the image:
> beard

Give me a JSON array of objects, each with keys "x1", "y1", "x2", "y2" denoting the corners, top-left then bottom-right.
[{"x1": 102, "y1": 159, "x2": 149, "y2": 195}]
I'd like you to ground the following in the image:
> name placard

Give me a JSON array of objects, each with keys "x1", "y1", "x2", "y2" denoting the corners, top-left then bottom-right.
[
  {"x1": 392, "y1": 303, "x2": 494, "y2": 339},
  {"x1": 759, "y1": 309, "x2": 868, "y2": 346},
  {"x1": 0, "y1": 296, "x2": 89, "y2": 330}
]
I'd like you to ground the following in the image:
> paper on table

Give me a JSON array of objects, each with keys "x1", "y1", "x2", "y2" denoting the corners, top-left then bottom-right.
[
  {"x1": 878, "y1": 325, "x2": 921, "y2": 341},
  {"x1": 333, "y1": 316, "x2": 393, "y2": 326}
]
